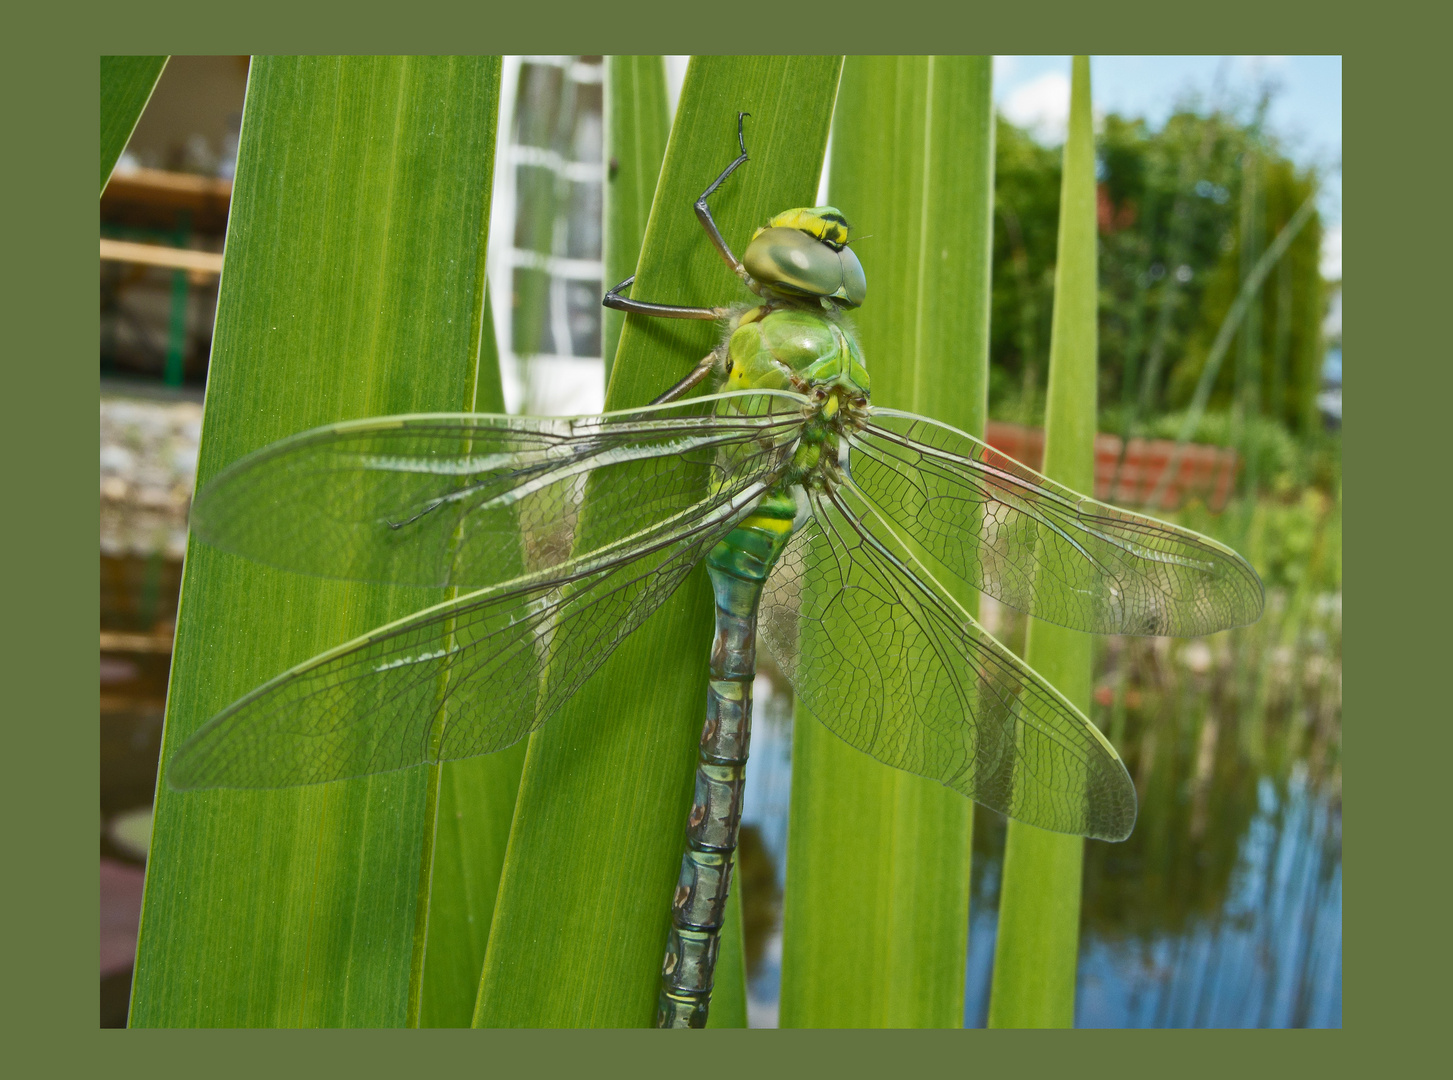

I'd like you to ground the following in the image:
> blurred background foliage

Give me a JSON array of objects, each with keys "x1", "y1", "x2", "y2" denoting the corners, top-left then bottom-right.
[{"x1": 992, "y1": 109, "x2": 1326, "y2": 445}]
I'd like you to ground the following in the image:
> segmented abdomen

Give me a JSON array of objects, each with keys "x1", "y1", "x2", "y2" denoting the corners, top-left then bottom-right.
[{"x1": 657, "y1": 490, "x2": 796, "y2": 1028}]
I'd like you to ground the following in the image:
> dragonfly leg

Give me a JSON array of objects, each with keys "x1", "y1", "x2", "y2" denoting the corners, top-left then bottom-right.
[
  {"x1": 602, "y1": 275, "x2": 726, "y2": 321},
  {"x1": 693, "y1": 112, "x2": 753, "y2": 282},
  {"x1": 600, "y1": 116, "x2": 752, "y2": 322},
  {"x1": 650, "y1": 350, "x2": 720, "y2": 405}
]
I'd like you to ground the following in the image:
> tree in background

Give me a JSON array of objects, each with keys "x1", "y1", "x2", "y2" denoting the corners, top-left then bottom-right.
[{"x1": 990, "y1": 104, "x2": 1325, "y2": 446}]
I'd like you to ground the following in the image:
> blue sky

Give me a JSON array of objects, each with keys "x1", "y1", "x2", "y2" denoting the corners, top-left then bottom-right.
[{"x1": 994, "y1": 56, "x2": 1341, "y2": 275}]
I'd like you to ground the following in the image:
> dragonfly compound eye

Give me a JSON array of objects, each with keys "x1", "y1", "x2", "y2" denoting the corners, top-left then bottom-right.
[{"x1": 743, "y1": 226, "x2": 866, "y2": 309}]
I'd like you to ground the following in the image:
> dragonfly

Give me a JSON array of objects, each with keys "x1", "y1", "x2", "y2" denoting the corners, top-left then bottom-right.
[{"x1": 170, "y1": 115, "x2": 1264, "y2": 1028}]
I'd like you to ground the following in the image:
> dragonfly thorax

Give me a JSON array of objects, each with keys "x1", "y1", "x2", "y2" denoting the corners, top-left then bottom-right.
[
  {"x1": 722, "y1": 305, "x2": 871, "y2": 400},
  {"x1": 721, "y1": 300, "x2": 870, "y2": 490}
]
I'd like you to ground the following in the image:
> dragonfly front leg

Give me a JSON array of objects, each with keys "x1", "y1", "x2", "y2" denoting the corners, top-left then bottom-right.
[
  {"x1": 600, "y1": 112, "x2": 757, "y2": 323},
  {"x1": 693, "y1": 111, "x2": 753, "y2": 282}
]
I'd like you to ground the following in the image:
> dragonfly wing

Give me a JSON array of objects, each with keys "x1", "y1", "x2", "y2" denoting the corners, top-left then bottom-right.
[
  {"x1": 170, "y1": 476, "x2": 774, "y2": 789},
  {"x1": 847, "y1": 410, "x2": 1263, "y2": 637},
  {"x1": 191, "y1": 390, "x2": 808, "y2": 588},
  {"x1": 759, "y1": 482, "x2": 1137, "y2": 841}
]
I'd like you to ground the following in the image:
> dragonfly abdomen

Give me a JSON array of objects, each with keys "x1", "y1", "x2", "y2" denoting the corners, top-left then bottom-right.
[{"x1": 658, "y1": 493, "x2": 797, "y2": 1028}]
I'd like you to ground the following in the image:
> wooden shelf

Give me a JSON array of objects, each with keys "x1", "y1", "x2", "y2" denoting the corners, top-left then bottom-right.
[
  {"x1": 101, "y1": 167, "x2": 232, "y2": 234},
  {"x1": 101, "y1": 629, "x2": 177, "y2": 655},
  {"x1": 100, "y1": 238, "x2": 223, "y2": 280}
]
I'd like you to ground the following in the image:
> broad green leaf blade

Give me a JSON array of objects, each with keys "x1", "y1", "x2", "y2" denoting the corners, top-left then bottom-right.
[
  {"x1": 473, "y1": 280, "x2": 507, "y2": 416},
  {"x1": 419, "y1": 284, "x2": 527, "y2": 1028},
  {"x1": 100, "y1": 55, "x2": 166, "y2": 194},
  {"x1": 131, "y1": 56, "x2": 501, "y2": 1028},
  {"x1": 474, "y1": 55, "x2": 843, "y2": 1029},
  {"x1": 780, "y1": 55, "x2": 994, "y2": 1028},
  {"x1": 989, "y1": 54, "x2": 1098, "y2": 1030},
  {"x1": 602, "y1": 56, "x2": 670, "y2": 386},
  {"x1": 418, "y1": 742, "x2": 527, "y2": 1026}
]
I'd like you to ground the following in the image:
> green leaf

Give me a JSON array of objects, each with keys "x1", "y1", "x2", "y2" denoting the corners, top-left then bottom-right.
[
  {"x1": 418, "y1": 739, "x2": 527, "y2": 1026},
  {"x1": 417, "y1": 283, "x2": 527, "y2": 1028},
  {"x1": 100, "y1": 56, "x2": 166, "y2": 194},
  {"x1": 132, "y1": 56, "x2": 501, "y2": 1027},
  {"x1": 988, "y1": 55, "x2": 1098, "y2": 1030},
  {"x1": 602, "y1": 56, "x2": 670, "y2": 387},
  {"x1": 474, "y1": 55, "x2": 843, "y2": 1028},
  {"x1": 778, "y1": 55, "x2": 994, "y2": 1028}
]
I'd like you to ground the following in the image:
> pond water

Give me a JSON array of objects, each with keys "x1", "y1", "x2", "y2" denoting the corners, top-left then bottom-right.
[{"x1": 739, "y1": 587, "x2": 1342, "y2": 1029}]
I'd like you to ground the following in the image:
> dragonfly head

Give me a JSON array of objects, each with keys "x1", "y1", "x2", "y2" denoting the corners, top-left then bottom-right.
[{"x1": 743, "y1": 207, "x2": 867, "y2": 309}]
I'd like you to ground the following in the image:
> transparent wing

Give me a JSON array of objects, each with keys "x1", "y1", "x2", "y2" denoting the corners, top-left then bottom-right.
[
  {"x1": 191, "y1": 390, "x2": 809, "y2": 588},
  {"x1": 847, "y1": 409, "x2": 1263, "y2": 637},
  {"x1": 170, "y1": 475, "x2": 776, "y2": 790},
  {"x1": 759, "y1": 481, "x2": 1137, "y2": 841}
]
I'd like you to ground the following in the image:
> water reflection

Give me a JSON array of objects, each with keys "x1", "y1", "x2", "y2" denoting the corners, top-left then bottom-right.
[
  {"x1": 741, "y1": 668, "x2": 793, "y2": 1028},
  {"x1": 965, "y1": 764, "x2": 1342, "y2": 1027},
  {"x1": 738, "y1": 583, "x2": 1342, "y2": 1028}
]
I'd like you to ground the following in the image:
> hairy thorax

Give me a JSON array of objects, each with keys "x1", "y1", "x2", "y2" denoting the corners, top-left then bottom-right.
[{"x1": 721, "y1": 302, "x2": 872, "y2": 490}]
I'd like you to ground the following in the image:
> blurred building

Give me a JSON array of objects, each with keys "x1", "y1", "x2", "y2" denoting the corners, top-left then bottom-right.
[{"x1": 490, "y1": 56, "x2": 607, "y2": 416}]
